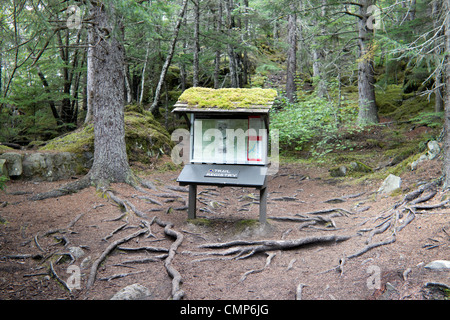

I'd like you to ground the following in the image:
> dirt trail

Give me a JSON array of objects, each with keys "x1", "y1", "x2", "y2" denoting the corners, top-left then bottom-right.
[{"x1": 0, "y1": 160, "x2": 449, "y2": 300}]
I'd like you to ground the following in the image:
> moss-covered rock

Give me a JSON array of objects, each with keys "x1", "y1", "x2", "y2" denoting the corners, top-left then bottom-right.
[
  {"x1": 349, "y1": 161, "x2": 373, "y2": 173},
  {"x1": 376, "y1": 85, "x2": 403, "y2": 115},
  {"x1": 124, "y1": 110, "x2": 173, "y2": 163},
  {"x1": 40, "y1": 106, "x2": 173, "y2": 165},
  {"x1": 41, "y1": 124, "x2": 94, "y2": 154},
  {"x1": 0, "y1": 145, "x2": 14, "y2": 152},
  {"x1": 376, "y1": 84, "x2": 434, "y2": 121},
  {"x1": 329, "y1": 161, "x2": 373, "y2": 177}
]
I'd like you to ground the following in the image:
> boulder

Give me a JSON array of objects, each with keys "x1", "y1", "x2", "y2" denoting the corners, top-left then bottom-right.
[
  {"x1": 410, "y1": 141, "x2": 441, "y2": 170},
  {"x1": 424, "y1": 260, "x2": 450, "y2": 270},
  {"x1": 329, "y1": 166, "x2": 347, "y2": 177},
  {"x1": 110, "y1": 283, "x2": 152, "y2": 300},
  {"x1": 0, "y1": 153, "x2": 23, "y2": 177},
  {"x1": 0, "y1": 159, "x2": 8, "y2": 178},
  {"x1": 378, "y1": 174, "x2": 402, "y2": 194},
  {"x1": 22, "y1": 152, "x2": 82, "y2": 181},
  {"x1": 68, "y1": 246, "x2": 85, "y2": 260},
  {"x1": 349, "y1": 161, "x2": 373, "y2": 173},
  {"x1": 410, "y1": 154, "x2": 428, "y2": 171},
  {"x1": 329, "y1": 161, "x2": 372, "y2": 177},
  {"x1": 427, "y1": 140, "x2": 440, "y2": 160}
]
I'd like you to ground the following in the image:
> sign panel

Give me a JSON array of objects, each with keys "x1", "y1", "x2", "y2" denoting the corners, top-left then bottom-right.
[
  {"x1": 205, "y1": 168, "x2": 239, "y2": 178},
  {"x1": 191, "y1": 115, "x2": 267, "y2": 165}
]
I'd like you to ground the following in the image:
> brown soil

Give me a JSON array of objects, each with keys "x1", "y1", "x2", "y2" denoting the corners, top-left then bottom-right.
[{"x1": 0, "y1": 160, "x2": 449, "y2": 300}]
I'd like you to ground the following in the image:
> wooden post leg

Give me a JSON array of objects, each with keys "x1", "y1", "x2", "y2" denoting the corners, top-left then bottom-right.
[
  {"x1": 188, "y1": 184, "x2": 197, "y2": 219},
  {"x1": 259, "y1": 186, "x2": 267, "y2": 224}
]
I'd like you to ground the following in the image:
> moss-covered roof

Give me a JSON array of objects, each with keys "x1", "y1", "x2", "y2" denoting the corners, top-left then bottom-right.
[{"x1": 174, "y1": 87, "x2": 277, "y2": 112}]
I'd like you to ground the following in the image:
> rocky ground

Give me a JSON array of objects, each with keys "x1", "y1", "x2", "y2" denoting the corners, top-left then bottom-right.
[{"x1": 0, "y1": 157, "x2": 449, "y2": 301}]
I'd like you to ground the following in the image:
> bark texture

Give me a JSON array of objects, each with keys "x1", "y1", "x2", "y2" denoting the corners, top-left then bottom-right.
[
  {"x1": 87, "y1": 2, "x2": 131, "y2": 185},
  {"x1": 444, "y1": 0, "x2": 450, "y2": 187},
  {"x1": 286, "y1": 11, "x2": 297, "y2": 103},
  {"x1": 357, "y1": 0, "x2": 378, "y2": 125}
]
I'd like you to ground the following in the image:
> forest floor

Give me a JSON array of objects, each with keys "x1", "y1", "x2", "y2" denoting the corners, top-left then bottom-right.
[{"x1": 0, "y1": 150, "x2": 449, "y2": 301}]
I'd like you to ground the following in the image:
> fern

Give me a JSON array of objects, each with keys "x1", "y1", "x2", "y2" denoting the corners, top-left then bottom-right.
[
  {"x1": 0, "y1": 175, "x2": 8, "y2": 191},
  {"x1": 410, "y1": 111, "x2": 444, "y2": 128}
]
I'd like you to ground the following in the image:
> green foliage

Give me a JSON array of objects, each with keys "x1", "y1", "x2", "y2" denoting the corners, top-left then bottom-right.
[
  {"x1": 410, "y1": 111, "x2": 444, "y2": 128},
  {"x1": 270, "y1": 92, "x2": 358, "y2": 157},
  {"x1": 0, "y1": 175, "x2": 8, "y2": 191}
]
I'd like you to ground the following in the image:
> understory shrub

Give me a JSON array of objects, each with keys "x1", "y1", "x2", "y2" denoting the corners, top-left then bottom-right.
[{"x1": 270, "y1": 92, "x2": 358, "y2": 157}]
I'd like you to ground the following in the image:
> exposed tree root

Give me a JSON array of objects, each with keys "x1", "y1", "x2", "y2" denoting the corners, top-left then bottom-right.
[
  {"x1": 240, "y1": 252, "x2": 276, "y2": 282},
  {"x1": 296, "y1": 283, "x2": 308, "y2": 300},
  {"x1": 153, "y1": 217, "x2": 185, "y2": 300},
  {"x1": 103, "y1": 190, "x2": 185, "y2": 300},
  {"x1": 346, "y1": 236, "x2": 397, "y2": 259},
  {"x1": 190, "y1": 235, "x2": 351, "y2": 260},
  {"x1": 49, "y1": 261, "x2": 72, "y2": 293},
  {"x1": 86, "y1": 227, "x2": 149, "y2": 289},
  {"x1": 30, "y1": 174, "x2": 93, "y2": 201},
  {"x1": 29, "y1": 171, "x2": 156, "y2": 202},
  {"x1": 344, "y1": 180, "x2": 441, "y2": 261}
]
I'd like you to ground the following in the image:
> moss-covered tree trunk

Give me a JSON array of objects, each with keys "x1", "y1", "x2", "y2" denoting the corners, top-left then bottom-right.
[
  {"x1": 87, "y1": 1, "x2": 132, "y2": 186},
  {"x1": 357, "y1": 0, "x2": 378, "y2": 125}
]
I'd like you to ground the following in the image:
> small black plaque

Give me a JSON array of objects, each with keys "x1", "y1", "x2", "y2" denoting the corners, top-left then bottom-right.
[{"x1": 205, "y1": 168, "x2": 239, "y2": 178}]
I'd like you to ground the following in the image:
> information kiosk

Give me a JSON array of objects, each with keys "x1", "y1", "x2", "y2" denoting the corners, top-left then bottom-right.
[{"x1": 172, "y1": 87, "x2": 277, "y2": 223}]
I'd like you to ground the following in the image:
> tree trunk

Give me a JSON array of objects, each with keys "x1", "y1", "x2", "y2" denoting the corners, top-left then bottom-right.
[
  {"x1": 87, "y1": 1, "x2": 132, "y2": 186},
  {"x1": 85, "y1": 18, "x2": 95, "y2": 124},
  {"x1": 225, "y1": 0, "x2": 240, "y2": 88},
  {"x1": 150, "y1": 0, "x2": 189, "y2": 114},
  {"x1": 407, "y1": 0, "x2": 417, "y2": 21},
  {"x1": 286, "y1": 9, "x2": 297, "y2": 103},
  {"x1": 36, "y1": 66, "x2": 63, "y2": 126},
  {"x1": 124, "y1": 65, "x2": 132, "y2": 104},
  {"x1": 213, "y1": 2, "x2": 223, "y2": 89},
  {"x1": 444, "y1": 0, "x2": 450, "y2": 188},
  {"x1": 357, "y1": 0, "x2": 378, "y2": 125},
  {"x1": 433, "y1": 0, "x2": 444, "y2": 113},
  {"x1": 139, "y1": 43, "x2": 150, "y2": 105},
  {"x1": 242, "y1": 0, "x2": 250, "y2": 86},
  {"x1": 193, "y1": 0, "x2": 200, "y2": 87},
  {"x1": 312, "y1": 0, "x2": 327, "y2": 98}
]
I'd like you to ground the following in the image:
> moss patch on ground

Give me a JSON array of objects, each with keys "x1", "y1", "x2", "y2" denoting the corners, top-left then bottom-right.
[
  {"x1": 0, "y1": 145, "x2": 14, "y2": 153},
  {"x1": 177, "y1": 87, "x2": 278, "y2": 109},
  {"x1": 376, "y1": 84, "x2": 434, "y2": 121}
]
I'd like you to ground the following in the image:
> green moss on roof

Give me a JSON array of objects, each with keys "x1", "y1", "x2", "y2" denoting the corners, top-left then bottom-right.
[{"x1": 177, "y1": 87, "x2": 277, "y2": 109}]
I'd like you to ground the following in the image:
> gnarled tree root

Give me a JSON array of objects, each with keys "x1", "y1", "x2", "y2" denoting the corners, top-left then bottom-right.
[
  {"x1": 29, "y1": 171, "x2": 155, "y2": 202},
  {"x1": 29, "y1": 174, "x2": 92, "y2": 201},
  {"x1": 153, "y1": 217, "x2": 185, "y2": 300},
  {"x1": 86, "y1": 228, "x2": 148, "y2": 289},
  {"x1": 190, "y1": 235, "x2": 351, "y2": 261}
]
